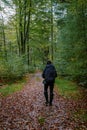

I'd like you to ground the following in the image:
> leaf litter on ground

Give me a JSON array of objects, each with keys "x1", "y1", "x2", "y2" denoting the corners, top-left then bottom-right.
[{"x1": 0, "y1": 72, "x2": 87, "y2": 130}]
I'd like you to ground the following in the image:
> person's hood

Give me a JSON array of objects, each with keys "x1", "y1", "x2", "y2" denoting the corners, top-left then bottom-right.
[{"x1": 46, "y1": 64, "x2": 54, "y2": 68}]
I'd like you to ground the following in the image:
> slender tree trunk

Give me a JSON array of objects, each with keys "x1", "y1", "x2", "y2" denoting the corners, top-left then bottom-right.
[
  {"x1": 27, "y1": 45, "x2": 30, "y2": 66},
  {"x1": 23, "y1": 0, "x2": 27, "y2": 53},
  {"x1": 26, "y1": 0, "x2": 31, "y2": 67},
  {"x1": 1, "y1": 16, "x2": 7, "y2": 60},
  {"x1": 18, "y1": 0, "x2": 24, "y2": 54},
  {"x1": 16, "y1": 24, "x2": 21, "y2": 55},
  {"x1": 50, "y1": 0, "x2": 54, "y2": 61}
]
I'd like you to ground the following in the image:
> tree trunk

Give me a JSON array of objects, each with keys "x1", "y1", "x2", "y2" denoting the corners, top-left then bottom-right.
[
  {"x1": 1, "y1": 16, "x2": 7, "y2": 60},
  {"x1": 50, "y1": 0, "x2": 54, "y2": 61},
  {"x1": 26, "y1": 0, "x2": 32, "y2": 67}
]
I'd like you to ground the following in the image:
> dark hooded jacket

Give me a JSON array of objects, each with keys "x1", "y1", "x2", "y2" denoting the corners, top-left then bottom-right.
[{"x1": 42, "y1": 64, "x2": 57, "y2": 82}]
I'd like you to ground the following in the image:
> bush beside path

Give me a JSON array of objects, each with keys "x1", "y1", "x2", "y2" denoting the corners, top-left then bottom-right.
[{"x1": 0, "y1": 72, "x2": 87, "y2": 130}]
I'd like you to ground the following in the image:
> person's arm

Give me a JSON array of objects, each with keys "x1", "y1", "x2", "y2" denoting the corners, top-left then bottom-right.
[
  {"x1": 55, "y1": 70, "x2": 57, "y2": 77},
  {"x1": 42, "y1": 67, "x2": 46, "y2": 78},
  {"x1": 53, "y1": 66, "x2": 57, "y2": 77}
]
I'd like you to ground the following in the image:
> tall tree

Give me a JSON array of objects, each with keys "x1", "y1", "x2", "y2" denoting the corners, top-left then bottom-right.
[
  {"x1": 50, "y1": 0, "x2": 54, "y2": 61},
  {"x1": 56, "y1": 0, "x2": 87, "y2": 86},
  {"x1": 1, "y1": 15, "x2": 7, "y2": 60}
]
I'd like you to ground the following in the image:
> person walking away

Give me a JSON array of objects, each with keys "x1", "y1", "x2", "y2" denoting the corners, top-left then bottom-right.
[{"x1": 42, "y1": 60, "x2": 57, "y2": 106}]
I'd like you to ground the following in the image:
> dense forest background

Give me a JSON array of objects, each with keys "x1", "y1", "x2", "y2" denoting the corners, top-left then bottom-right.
[{"x1": 0, "y1": 0, "x2": 87, "y2": 87}]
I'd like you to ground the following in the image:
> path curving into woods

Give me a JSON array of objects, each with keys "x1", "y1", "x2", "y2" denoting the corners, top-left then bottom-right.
[{"x1": 0, "y1": 72, "x2": 87, "y2": 130}]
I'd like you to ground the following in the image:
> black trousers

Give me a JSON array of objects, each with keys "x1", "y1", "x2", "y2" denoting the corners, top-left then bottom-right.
[{"x1": 44, "y1": 81, "x2": 54, "y2": 103}]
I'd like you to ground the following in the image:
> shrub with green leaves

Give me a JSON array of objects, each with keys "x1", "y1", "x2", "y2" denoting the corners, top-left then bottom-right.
[{"x1": 0, "y1": 54, "x2": 35, "y2": 80}]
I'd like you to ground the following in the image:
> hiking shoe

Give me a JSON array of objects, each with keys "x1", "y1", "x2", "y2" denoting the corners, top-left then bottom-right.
[{"x1": 49, "y1": 102, "x2": 52, "y2": 106}]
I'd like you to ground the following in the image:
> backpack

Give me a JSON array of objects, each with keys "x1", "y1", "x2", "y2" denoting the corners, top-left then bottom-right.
[{"x1": 44, "y1": 66, "x2": 56, "y2": 82}]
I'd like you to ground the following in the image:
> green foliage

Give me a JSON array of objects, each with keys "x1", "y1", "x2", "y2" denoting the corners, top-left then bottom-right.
[
  {"x1": 55, "y1": 78, "x2": 81, "y2": 99},
  {"x1": 56, "y1": 1, "x2": 87, "y2": 87},
  {"x1": 28, "y1": 66, "x2": 36, "y2": 73},
  {"x1": 0, "y1": 79, "x2": 25, "y2": 97},
  {"x1": 0, "y1": 0, "x2": 87, "y2": 88},
  {"x1": 0, "y1": 54, "x2": 34, "y2": 80},
  {"x1": 73, "y1": 109, "x2": 87, "y2": 123},
  {"x1": 38, "y1": 116, "x2": 45, "y2": 125}
]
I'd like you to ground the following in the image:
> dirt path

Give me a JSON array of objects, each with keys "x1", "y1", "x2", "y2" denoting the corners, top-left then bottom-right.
[{"x1": 0, "y1": 73, "x2": 87, "y2": 130}]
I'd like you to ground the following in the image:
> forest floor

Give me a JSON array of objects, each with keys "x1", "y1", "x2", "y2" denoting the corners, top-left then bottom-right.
[{"x1": 0, "y1": 72, "x2": 87, "y2": 130}]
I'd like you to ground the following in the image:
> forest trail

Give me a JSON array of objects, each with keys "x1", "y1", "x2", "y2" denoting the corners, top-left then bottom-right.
[{"x1": 0, "y1": 72, "x2": 87, "y2": 130}]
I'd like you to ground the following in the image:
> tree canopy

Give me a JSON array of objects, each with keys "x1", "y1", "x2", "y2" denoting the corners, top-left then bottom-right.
[{"x1": 0, "y1": 0, "x2": 87, "y2": 87}]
